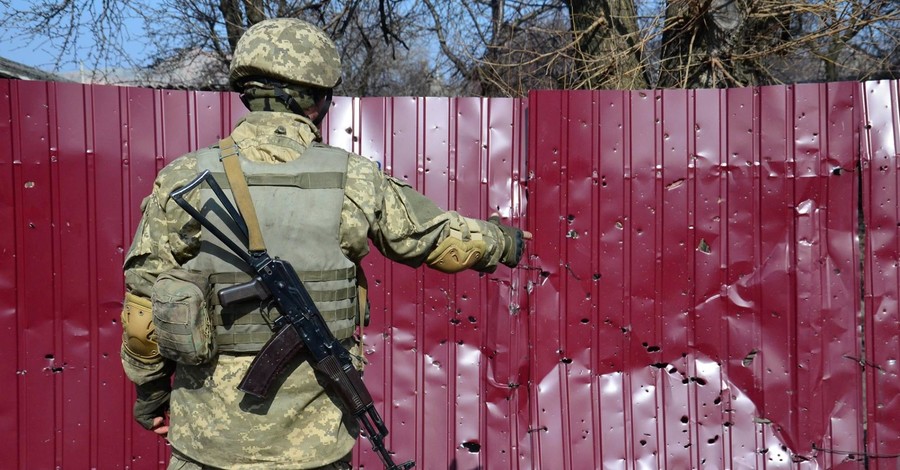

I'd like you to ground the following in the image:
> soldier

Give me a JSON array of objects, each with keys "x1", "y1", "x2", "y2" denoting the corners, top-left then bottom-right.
[{"x1": 119, "y1": 17, "x2": 530, "y2": 470}]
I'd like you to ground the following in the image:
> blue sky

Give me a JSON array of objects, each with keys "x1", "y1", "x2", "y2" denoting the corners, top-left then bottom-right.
[{"x1": 0, "y1": 0, "x2": 150, "y2": 72}]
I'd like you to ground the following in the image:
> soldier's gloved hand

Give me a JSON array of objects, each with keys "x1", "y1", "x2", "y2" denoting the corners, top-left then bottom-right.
[
  {"x1": 133, "y1": 378, "x2": 171, "y2": 432},
  {"x1": 488, "y1": 213, "x2": 531, "y2": 267}
]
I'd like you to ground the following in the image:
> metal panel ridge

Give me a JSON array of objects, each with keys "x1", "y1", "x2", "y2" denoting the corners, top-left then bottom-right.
[{"x1": 862, "y1": 80, "x2": 900, "y2": 469}]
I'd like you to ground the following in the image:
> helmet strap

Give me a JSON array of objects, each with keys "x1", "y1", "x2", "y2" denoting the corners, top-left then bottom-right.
[
  {"x1": 313, "y1": 89, "x2": 333, "y2": 126},
  {"x1": 238, "y1": 78, "x2": 332, "y2": 126}
]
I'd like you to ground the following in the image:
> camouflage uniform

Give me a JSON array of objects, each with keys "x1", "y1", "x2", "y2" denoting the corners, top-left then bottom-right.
[{"x1": 121, "y1": 110, "x2": 519, "y2": 469}]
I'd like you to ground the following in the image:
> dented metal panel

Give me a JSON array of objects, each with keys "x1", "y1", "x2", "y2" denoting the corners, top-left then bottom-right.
[
  {"x1": 862, "y1": 80, "x2": 900, "y2": 469},
  {"x1": 1, "y1": 79, "x2": 897, "y2": 469},
  {"x1": 527, "y1": 84, "x2": 863, "y2": 469},
  {"x1": 325, "y1": 97, "x2": 531, "y2": 468}
]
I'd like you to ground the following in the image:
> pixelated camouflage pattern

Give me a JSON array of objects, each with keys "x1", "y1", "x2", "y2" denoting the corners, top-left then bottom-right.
[
  {"x1": 122, "y1": 111, "x2": 514, "y2": 468},
  {"x1": 229, "y1": 18, "x2": 342, "y2": 90},
  {"x1": 168, "y1": 342, "x2": 361, "y2": 469}
]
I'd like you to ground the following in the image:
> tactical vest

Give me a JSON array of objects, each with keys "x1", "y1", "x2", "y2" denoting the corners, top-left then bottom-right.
[{"x1": 184, "y1": 143, "x2": 359, "y2": 353}]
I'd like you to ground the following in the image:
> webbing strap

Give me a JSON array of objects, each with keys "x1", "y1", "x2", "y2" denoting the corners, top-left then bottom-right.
[
  {"x1": 219, "y1": 137, "x2": 266, "y2": 252},
  {"x1": 209, "y1": 285, "x2": 357, "y2": 306},
  {"x1": 208, "y1": 172, "x2": 347, "y2": 189},
  {"x1": 213, "y1": 305, "x2": 358, "y2": 327},
  {"x1": 208, "y1": 266, "x2": 356, "y2": 284}
]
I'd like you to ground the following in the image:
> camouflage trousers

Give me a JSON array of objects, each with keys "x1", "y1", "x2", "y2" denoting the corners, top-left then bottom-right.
[{"x1": 168, "y1": 450, "x2": 353, "y2": 470}]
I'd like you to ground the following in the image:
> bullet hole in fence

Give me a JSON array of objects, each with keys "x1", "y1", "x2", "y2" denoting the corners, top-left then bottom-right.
[
  {"x1": 708, "y1": 435, "x2": 720, "y2": 444},
  {"x1": 580, "y1": 318, "x2": 589, "y2": 324},
  {"x1": 697, "y1": 239, "x2": 711, "y2": 254},
  {"x1": 468, "y1": 316, "x2": 477, "y2": 323},
  {"x1": 561, "y1": 357, "x2": 573, "y2": 364},
  {"x1": 724, "y1": 421, "x2": 733, "y2": 427},
  {"x1": 644, "y1": 343, "x2": 661, "y2": 353},
  {"x1": 681, "y1": 416, "x2": 689, "y2": 424},
  {"x1": 666, "y1": 178, "x2": 685, "y2": 191},
  {"x1": 742, "y1": 349, "x2": 759, "y2": 367},
  {"x1": 650, "y1": 362, "x2": 668, "y2": 369},
  {"x1": 461, "y1": 441, "x2": 481, "y2": 453},
  {"x1": 592, "y1": 273, "x2": 601, "y2": 281},
  {"x1": 450, "y1": 318, "x2": 460, "y2": 325},
  {"x1": 539, "y1": 271, "x2": 550, "y2": 279},
  {"x1": 832, "y1": 167, "x2": 842, "y2": 176},
  {"x1": 45, "y1": 354, "x2": 54, "y2": 360},
  {"x1": 690, "y1": 377, "x2": 708, "y2": 386},
  {"x1": 567, "y1": 214, "x2": 575, "y2": 223},
  {"x1": 640, "y1": 439, "x2": 647, "y2": 447},
  {"x1": 713, "y1": 396, "x2": 722, "y2": 405}
]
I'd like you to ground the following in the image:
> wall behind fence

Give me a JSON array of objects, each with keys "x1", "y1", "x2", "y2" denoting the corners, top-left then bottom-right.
[{"x1": 1, "y1": 79, "x2": 897, "y2": 469}]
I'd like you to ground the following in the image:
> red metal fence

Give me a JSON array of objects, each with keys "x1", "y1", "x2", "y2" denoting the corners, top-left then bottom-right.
[{"x1": 1, "y1": 79, "x2": 897, "y2": 469}]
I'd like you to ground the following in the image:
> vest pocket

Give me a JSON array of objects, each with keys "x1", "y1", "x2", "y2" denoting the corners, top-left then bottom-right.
[{"x1": 151, "y1": 269, "x2": 217, "y2": 365}]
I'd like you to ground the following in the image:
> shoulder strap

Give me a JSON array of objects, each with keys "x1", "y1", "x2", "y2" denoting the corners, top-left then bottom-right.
[{"x1": 219, "y1": 136, "x2": 267, "y2": 252}]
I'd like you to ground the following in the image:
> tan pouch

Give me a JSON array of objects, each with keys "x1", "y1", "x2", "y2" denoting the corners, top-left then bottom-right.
[{"x1": 151, "y1": 269, "x2": 217, "y2": 365}]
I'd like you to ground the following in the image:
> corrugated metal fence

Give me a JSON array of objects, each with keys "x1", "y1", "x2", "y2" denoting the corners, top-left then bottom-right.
[{"x1": 1, "y1": 79, "x2": 897, "y2": 469}]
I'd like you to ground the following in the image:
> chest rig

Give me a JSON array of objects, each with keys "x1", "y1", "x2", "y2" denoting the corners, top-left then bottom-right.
[{"x1": 184, "y1": 139, "x2": 358, "y2": 353}]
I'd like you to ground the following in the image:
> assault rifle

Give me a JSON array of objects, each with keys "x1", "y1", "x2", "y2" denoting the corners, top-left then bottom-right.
[{"x1": 171, "y1": 169, "x2": 414, "y2": 470}]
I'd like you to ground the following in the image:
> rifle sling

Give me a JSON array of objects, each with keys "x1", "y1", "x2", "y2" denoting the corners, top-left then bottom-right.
[{"x1": 219, "y1": 136, "x2": 266, "y2": 252}]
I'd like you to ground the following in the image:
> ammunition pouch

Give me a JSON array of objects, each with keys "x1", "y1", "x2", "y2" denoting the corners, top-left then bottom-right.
[{"x1": 151, "y1": 269, "x2": 217, "y2": 365}]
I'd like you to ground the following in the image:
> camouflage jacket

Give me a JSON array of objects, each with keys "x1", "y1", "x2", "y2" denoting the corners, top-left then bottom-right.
[{"x1": 121, "y1": 111, "x2": 515, "y2": 469}]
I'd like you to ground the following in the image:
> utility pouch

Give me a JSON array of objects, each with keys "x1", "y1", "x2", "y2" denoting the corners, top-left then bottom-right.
[{"x1": 151, "y1": 268, "x2": 217, "y2": 365}]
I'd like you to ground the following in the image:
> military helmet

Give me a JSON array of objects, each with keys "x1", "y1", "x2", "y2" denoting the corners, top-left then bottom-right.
[{"x1": 229, "y1": 18, "x2": 342, "y2": 91}]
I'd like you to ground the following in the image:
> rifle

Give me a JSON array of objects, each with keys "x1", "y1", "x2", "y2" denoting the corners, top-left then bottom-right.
[{"x1": 171, "y1": 169, "x2": 414, "y2": 470}]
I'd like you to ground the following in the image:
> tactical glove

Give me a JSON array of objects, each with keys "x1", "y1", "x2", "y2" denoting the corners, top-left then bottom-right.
[
  {"x1": 488, "y1": 215, "x2": 525, "y2": 268},
  {"x1": 133, "y1": 378, "x2": 171, "y2": 430}
]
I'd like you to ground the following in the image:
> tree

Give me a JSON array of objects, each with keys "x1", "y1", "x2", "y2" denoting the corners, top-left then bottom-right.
[
  {"x1": 0, "y1": 0, "x2": 897, "y2": 95},
  {"x1": 460, "y1": 0, "x2": 900, "y2": 93}
]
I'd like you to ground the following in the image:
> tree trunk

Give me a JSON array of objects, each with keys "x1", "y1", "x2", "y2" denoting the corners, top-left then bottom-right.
[
  {"x1": 219, "y1": 0, "x2": 246, "y2": 53},
  {"x1": 567, "y1": 0, "x2": 647, "y2": 89},
  {"x1": 656, "y1": 0, "x2": 756, "y2": 88}
]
